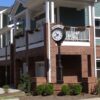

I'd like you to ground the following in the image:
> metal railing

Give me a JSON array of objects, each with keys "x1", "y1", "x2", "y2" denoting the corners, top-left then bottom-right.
[
  {"x1": 65, "y1": 26, "x2": 90, "y2": 42},
  {"x1": 0, "y1": 47, "x2": 6, "y2": 57},
  {"x1": 16, "y1": 36, "x2": 26, "y2": 48},
  {"x1": 0, "y1": 46, "x2": 10, "y2": 57},
  {"x1": 28, "y1": 29, "x2": 44, "y2": 45}
]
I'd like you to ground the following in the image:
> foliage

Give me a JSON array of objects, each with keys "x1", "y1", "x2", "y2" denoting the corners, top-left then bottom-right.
[
  {"x1": 95, "y1": 79, "x2": 100, "y2": 95},
  {"x1": 18, "y1": 74, "x2": 32, "y2": 93},
  {"x1": 70, "y1": 84, "x2": 82, "y2": 95},
  {"x1": 3, "y1": 85, "x2": 9, "y2": 93},
  {"x1": 35, "y1": 84, "x2": 54, "y2": 96},
  {"x1": 35, "y1": 84, "x2": 45, "y2": 95},
  {"x1": 61, "y1": 84, "x2": 70, "y2": 95},
  {"x1": 15, "y1": 28, "x2": 24, "y2": 38},
  {"x1": 42, "y1": 84, "x2": 54, "y2": 95}
]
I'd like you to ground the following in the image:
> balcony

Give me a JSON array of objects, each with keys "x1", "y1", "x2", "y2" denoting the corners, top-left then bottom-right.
[
  {"x1": 28, "y1": 27, "x2": 44, "y2": 49},
  {"x1": 15, "y1": 27, "x2": 26, "y2": 52},
  {"x1": 62, "y1": 26, "x2": 90, "y2": 46},
  {"x1": 16, "y1": 36, "x2": 26, "y2": 52},
  {"x1": 0, "y1": 48, "x2": 6, "y2": 58}
]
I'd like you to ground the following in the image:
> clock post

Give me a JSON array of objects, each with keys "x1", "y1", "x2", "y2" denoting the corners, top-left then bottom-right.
[
  {"x1": 57, "y1": 42, "x2": 63, "y2": 83},
  {"x1": 51, "y1": 24, "x2": 66, "y2": 83}
]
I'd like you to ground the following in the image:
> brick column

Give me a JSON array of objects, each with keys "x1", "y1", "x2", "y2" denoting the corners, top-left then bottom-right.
[{"x1": 81, "y1": 54, "x2": 88, "y2": 78}]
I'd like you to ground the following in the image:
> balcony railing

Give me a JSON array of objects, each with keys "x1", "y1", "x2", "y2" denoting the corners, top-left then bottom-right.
[
  {"x1": 0, "y1": 47, "x2": 6, "y2": 57},
  {"x1": 64, "y1": 27, "x2": 90, "y2": 42},
  {"x1": 0, "y1": 46, "x2": 10, "y2": 57},
  {"x1": 7, "y1": 46, "x2": 10, "y2": 56},
  {"x1": 28, "y1": 29, "x2": 44, "y2": 45},
  {"x1": 16, "y1": 36, "x2": 26, "y2": 48}
]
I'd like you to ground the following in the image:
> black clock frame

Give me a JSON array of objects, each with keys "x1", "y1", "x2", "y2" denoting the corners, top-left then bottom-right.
[{"x1": 51, "y1": 28, "x2": 66, "y2": 44}]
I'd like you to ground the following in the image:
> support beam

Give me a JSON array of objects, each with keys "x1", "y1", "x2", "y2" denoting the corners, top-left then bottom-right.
[
  {"x1": 45, "y1": 0, "x2": 51, "y2": 83},
  {"x1": 46, "y1": 0, "x2": 50, "y2": 23},
  {"x1": 1, "y1": 13, "x2": 3, "y2": 28},
  {"x1": 88, "y1": 6, "x2": 92, "y2": 26},
  {"x1": 10, "y1": 28, "x2": 14, "y2": 44},
  {"x1": 91, "y1": 5, "x2": 97, "y2": 77}
]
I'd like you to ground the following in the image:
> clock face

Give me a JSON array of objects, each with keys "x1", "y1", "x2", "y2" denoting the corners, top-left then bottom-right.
[{"x1": 52, "y1": 29, "x2": 63, "y2": 42}]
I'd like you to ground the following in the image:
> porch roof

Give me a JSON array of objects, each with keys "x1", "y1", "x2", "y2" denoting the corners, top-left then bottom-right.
[
  {"x1": 22, "y1": 0, "x2": 97, "y2": 8},
  {"x1": 22, "y1": 0, "x2": 97, "y2": 12},
  {"x1": 11, "y1": 0, "x2": 98, "y2": 16}
]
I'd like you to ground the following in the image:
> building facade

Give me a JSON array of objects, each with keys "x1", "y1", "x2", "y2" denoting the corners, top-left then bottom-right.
[{"x1": 0, "y1": 0, "x2": 100, "y2": 93}]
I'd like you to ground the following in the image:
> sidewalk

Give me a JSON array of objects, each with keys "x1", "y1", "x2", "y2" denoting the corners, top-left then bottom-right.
[
  {"x1": 80, "y1": 98, "x2": 100, "y2": 100},
  {"x1": 0, "y1": 98, "x2": 19, "y2": 100}
]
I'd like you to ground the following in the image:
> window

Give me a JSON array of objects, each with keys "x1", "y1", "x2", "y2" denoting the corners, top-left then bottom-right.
[
  {"x1": 95, "y1": 19, "x2": 100, "y2": 27},
  {"x1": 20, "y1": 62, "x2": 28, "y2": 75},
  {"x1": 95, "y1": 19, "x2": 100, "y2": 45},
  {"x1": 95, "y1": 19, "x2": 100, "y2": 37},
  {"x1": 35, "y1": 61, "x2": 45, "y2": 77},
  {"x1": 96, "y1": 60, "x2": 100, "y2": 78}
]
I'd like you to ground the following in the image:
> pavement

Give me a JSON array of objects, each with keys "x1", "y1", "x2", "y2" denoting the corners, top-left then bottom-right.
[
  {"x1": 0, "y1": 98, "x2": 19, "y2": 100},
  {"x1": 80, "y1": 98, "x2": 100, "y2": 100}
]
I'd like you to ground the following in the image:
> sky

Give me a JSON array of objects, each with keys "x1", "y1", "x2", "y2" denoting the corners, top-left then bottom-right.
[{"x1": 0, "y1": 0, "x2": 15, "y2": 7}]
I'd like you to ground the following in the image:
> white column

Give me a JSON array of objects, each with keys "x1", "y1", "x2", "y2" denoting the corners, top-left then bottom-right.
[
  {"x1": 0, "y1": 34, "x2": 3, "y2": 48},
  {"x1": 88, "y1": 6, "x2": 92, "y2": 26},
  {"x1": 1, "y1": 13, "x2": 3, "y2": 28},
  {"x1": 10, "y1": 28, "x2": 14, "y2": 44},
  {"x1": 46, "y1": 0, "x2": 50, "y2": 23},
  {"x1": 92, "y1": 6, "x2": 97, "y2": 77},
  {"x1": 0, "y1": 14, "x2": 1, "y2": 28},
  {"x1": 50, "y1": 1, "x2": 55, "y2": 23},
  {"x1": 25, "y1": 9, "x2": 31, "y2": 31},
  {"x1": 45, "y1": 0, "x2": 51, "y2": 83}
]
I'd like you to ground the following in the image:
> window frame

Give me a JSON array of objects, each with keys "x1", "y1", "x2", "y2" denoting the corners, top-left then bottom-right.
[{"x1": 35, "y1": 61, "x2": 45, "y2": 77}]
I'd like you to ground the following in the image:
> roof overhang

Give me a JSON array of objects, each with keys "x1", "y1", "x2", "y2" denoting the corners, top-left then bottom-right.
[
  {"x1": 10, "y1": 0, "x2": 24, "y2": 15},
  {"x1": 23, "y1": 0, "x2": 97, "y2": 8},
  {"x1": 10, "y1": 0, "x2": 98, "y2": 16}
]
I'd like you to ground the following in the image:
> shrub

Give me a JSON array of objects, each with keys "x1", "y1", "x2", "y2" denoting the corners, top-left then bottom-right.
[
  {"x1": 42, "y1": 84, "x2": 54, "y2": 95},
  {"x1": 61, "y1": 84, "x2": 70, "y2": 95},
  {"x1": 18, "y1": 74, "x2": 32, "y2": 93},
  {"x1": 95, "y1": 79, "x2": 100, "y2": 95},
  {"x1": 35, "y1": 84, "x2": 45, "y2": 95},
  {"x1": 35, "y1": 84, "x2": 54, "y2": 96},
  {"x1": 70, "y1": 84, "x2": 82, "y2": 95},
  {"x1": 3, "y1": 85, "x2": 9, "y2": 94}
]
